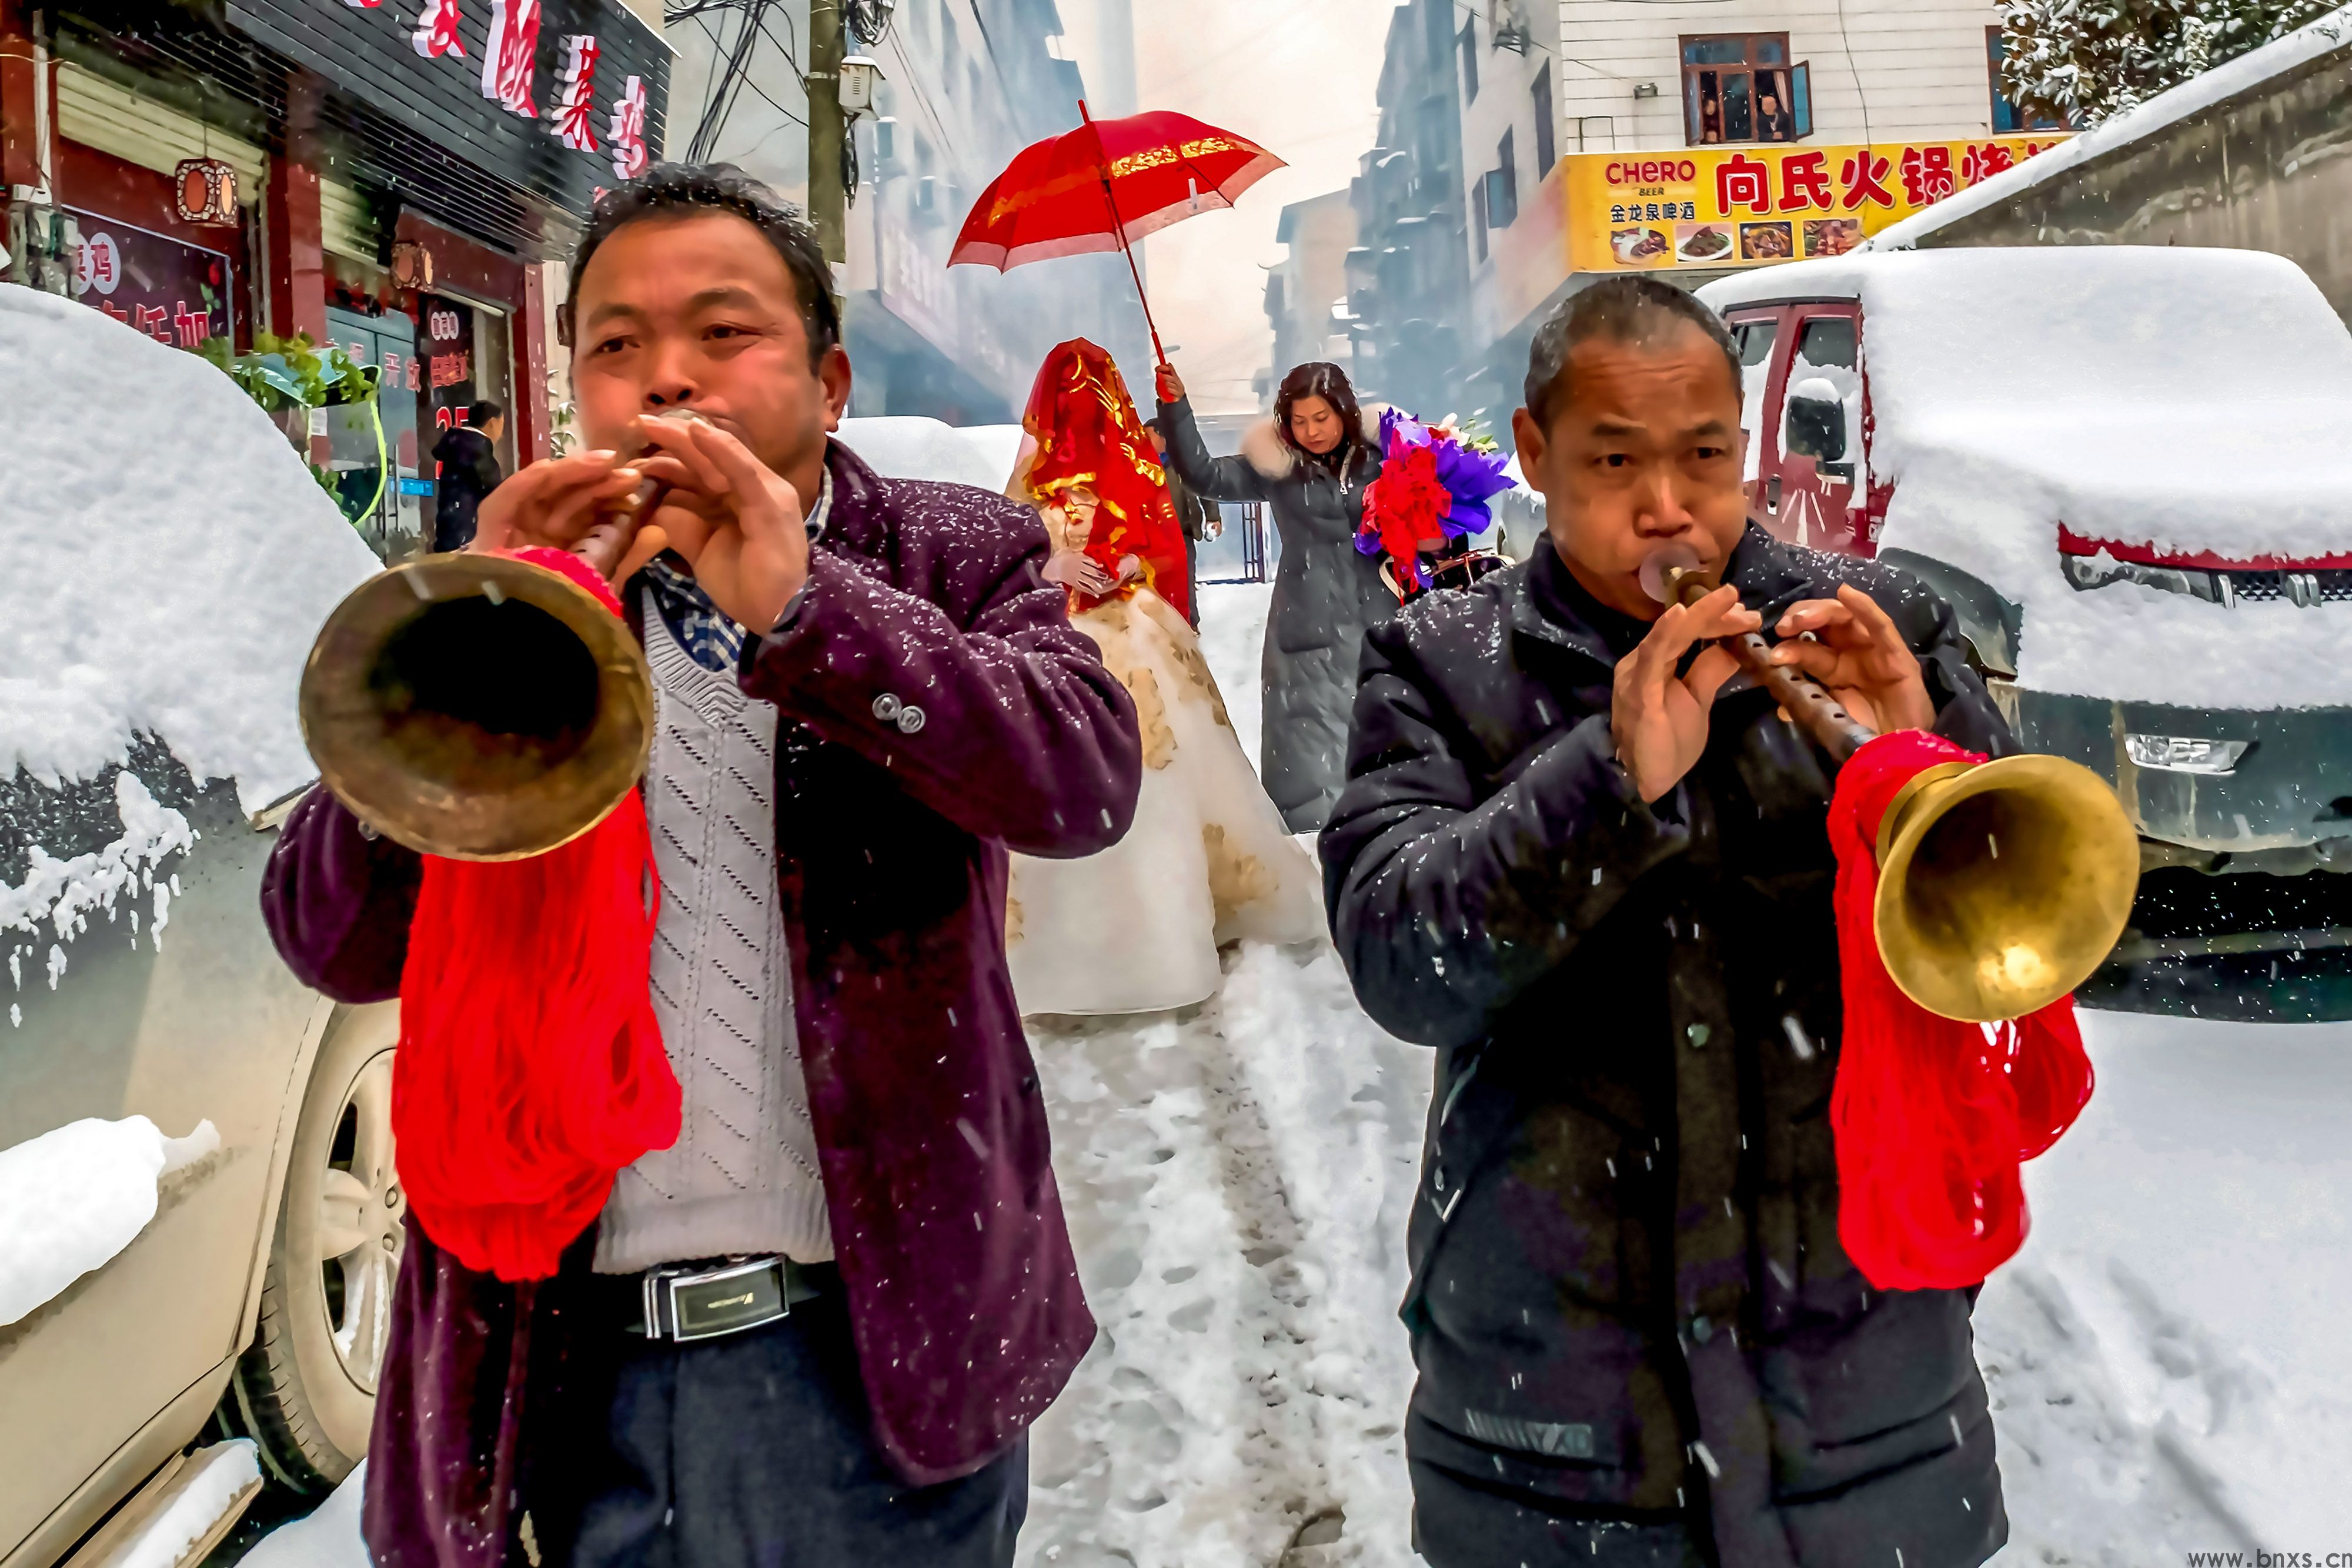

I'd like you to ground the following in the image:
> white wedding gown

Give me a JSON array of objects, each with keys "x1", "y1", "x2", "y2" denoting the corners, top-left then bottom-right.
[{"x1": 1007, "y1": 504, "x2": 1326, "y2": 1017}]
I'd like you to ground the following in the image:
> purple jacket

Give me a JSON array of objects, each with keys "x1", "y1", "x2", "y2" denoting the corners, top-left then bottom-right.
[{"x1": 261, "y1": 440, "x2": 1142, "y2": 1567}]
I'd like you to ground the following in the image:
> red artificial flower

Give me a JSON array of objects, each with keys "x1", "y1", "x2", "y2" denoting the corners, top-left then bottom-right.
[{"x1": 1361, "y1": 443, "x2": 1453, "y2": 589}]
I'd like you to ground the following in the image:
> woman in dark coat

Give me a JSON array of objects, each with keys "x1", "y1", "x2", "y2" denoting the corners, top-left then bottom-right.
[{"x1": 1154, "y1": 360, "x2": 1394, "y2": 834}]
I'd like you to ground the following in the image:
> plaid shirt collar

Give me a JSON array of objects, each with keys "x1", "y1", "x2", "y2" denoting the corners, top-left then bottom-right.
[{"x1": 642, "y1": 467, "x2": 832, "y2": 673}]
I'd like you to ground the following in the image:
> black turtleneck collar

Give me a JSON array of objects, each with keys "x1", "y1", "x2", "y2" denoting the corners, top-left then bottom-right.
[{"x1": 1529, "y1": 534, "x2": 1656, "y2": 661}]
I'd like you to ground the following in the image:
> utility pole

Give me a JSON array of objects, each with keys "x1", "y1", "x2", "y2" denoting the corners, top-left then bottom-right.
[{"x1": 808, "y1": 0, "x2": 847, "y2": 266}]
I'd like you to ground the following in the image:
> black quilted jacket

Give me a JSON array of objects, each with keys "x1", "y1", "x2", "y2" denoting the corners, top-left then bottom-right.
[{"x1": 1322, "y1": 527, "x2": 2017, "y2": 1568}]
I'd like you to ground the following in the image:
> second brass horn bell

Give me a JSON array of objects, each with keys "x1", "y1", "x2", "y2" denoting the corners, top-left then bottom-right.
[
  {"x1": 298, "y1": 553, "x2": 655, "y2": 861},
  {"x1": 1870, "y1": 753, "x2": 2140, "y2": 1022}
]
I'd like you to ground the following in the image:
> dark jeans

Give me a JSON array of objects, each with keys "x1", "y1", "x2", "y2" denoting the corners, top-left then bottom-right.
[
  {"x1": 1411, "y1": 1459, "x2": 1708, "y2": 1568},
  {"x1": 569, "y1": 1273, "x2": 1029, "y2": 1568}
]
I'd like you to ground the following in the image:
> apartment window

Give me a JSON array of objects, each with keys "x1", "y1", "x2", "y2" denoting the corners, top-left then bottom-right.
[
  {"x1": 1531, "y1": 62, "x2": 1556, "y2": 176},
  {"x1": 1459, "y1": 19, "x2": 1479, "y2": 104},
  {"x1": 943, "y1": 3, "x2": 961, "y2": 86},
  {"x1": 1986, "y1": 28, "x2": 2069, "y2": 131},
  {"x1": 1471, "y1": 175, "x2": 1490, "y2": 262},
  {"x1": 1682, "y1": 35, "x2": 1809, "y2": 145},
  {"x1": 1489, "y1": 128, "x2": 1519, "y2": 228}
]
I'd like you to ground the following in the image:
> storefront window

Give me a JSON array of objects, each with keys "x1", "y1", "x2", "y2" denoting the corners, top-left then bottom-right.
[{"x1": 64, "y1": 213, "x2": 233, "y2": 349}]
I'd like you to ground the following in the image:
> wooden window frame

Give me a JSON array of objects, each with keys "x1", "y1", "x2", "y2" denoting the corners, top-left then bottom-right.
[{"x1": 1679, "y1": 33, "x2": 1801, "y2": 147}]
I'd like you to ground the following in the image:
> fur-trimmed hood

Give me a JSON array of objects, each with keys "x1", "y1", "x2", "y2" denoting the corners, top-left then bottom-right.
[{"x1": 1238, "y1": 402, "x2": 1393, "y2": 480}]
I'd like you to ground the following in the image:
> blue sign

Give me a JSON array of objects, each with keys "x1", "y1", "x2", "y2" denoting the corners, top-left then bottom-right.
[{"x1": 398, "y1": 477, "x2": 436, "y2": 496}]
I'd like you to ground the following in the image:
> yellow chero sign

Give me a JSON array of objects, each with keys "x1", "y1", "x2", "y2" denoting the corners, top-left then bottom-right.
[{"x1": 1565, "y1": 136, "x2": 2068, "y2": 272}]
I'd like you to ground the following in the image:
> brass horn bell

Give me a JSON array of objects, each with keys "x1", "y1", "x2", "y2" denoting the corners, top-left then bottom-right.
[
  {"x1": 1872, "y1": 753, "x2": 2140, "y2": 1022},
  {"x1": 298, "y1": 553, "x2": 654, "y2": 862}
]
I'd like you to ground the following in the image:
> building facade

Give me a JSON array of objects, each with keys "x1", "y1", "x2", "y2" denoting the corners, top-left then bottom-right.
[
  {"x1": 1257, "y1": 188, "x2": 1357, "y2": 403},
  {"x1": 837, "y1": 0, "x2": 1144, "y2": 423},
  {"x1": 1344, "y1": 0, "x2": 1473, "y2": 419},
  {"x1": 1, "y1": 0, "x2": 669, "y2": 559},
  {"x1": 1448, "y1": 0, "x2": 2069, "y2": 413}
]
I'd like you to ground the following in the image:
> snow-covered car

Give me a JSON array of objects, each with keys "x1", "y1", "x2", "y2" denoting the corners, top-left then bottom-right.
[
  {"x1": 1698, "y1": 247, "x2": 2352, "y2": 1019},
  {"x1": 1, "y1": 287, "x2": 387, "y2": 1564}
]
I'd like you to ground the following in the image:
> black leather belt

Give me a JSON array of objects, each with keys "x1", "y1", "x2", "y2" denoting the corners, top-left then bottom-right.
[{"x1": 621, "y1": 1256, "x2": 831, "y2": 1343}]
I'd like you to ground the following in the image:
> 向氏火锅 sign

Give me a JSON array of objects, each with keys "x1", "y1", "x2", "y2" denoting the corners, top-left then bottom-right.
[
  {"x1": 226, "y1": 0, "x2": 668, "y2": 228},
  {"x1": 1565, "y1": 136, "x2": 2069, "y2": 273}
]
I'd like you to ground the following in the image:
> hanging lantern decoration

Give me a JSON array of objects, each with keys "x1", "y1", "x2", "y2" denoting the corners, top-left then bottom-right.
[
  {"x1": 390, "y1": 240, "x2": 436, "y2": 293},
  {"x1": 174, "y1": 159, "x2": 239, "y2": 226}
]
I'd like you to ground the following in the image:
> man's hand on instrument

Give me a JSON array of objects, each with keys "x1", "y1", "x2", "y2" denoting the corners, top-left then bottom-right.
[
  {"x1": 469, "y1": 450, "x2": 668, "y2": 584},
  {"x1": 630, "y1": 418, "x2": 811, "y2": 632},
  {"x1": 1611, "y1": 584, "x2": 1759, "y2": 804},
  {"x1": 1770, "y1": 585, "x2": 1935, "y2": 735}
]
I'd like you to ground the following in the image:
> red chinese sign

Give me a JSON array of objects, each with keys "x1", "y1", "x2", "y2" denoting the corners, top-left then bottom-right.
[
  {"x1": 608, "y1": 74, "x2": 649, "y2": 182},
  {"x1": 411, "y1": 0, "x2": 465, "y2": 59},
  {"x1": 481, "y1": 0, "x2": 541, "y2": 116},
  {"x1": 550, "y1": 34, "x2": 600, "y2": 152}
]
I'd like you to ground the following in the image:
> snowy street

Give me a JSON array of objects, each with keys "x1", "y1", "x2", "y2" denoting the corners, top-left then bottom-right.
[{"x1": 252, "y1": 586, "x2": 2352, "y2": 1568}]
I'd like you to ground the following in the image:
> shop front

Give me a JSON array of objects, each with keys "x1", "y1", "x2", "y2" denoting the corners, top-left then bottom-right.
[
  {"x1": 1458, "y1": 131, "x2": 2073, "y2": 416},
  {"x1": 2, "y1": 0, "x2": 667, "y2": 560},
  {"x1": 1562, "y1": 135, "x2": 2069, "y2": 276}
]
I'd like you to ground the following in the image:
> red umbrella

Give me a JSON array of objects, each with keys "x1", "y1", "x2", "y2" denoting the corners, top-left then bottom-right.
[{"x1": 950, "y1": 103, "x2": 1285, "y2": 369}]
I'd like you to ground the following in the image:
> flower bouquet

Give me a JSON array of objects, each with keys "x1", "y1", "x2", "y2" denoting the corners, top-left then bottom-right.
[{"x1": 1355, "y1": 410, "x2": 1517, "y2": 599}]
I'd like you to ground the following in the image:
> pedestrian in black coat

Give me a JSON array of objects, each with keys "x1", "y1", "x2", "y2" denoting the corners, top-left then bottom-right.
[
  {"x1": 1321, "y1": 277, "x2": 2019, "y2": 1568},
  {"x1": 430, "y1": 399, "x2": 506, "y2": 552}
]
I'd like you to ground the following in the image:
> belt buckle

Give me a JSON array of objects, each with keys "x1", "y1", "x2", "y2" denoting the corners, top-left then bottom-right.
[{"x1": 641, "y1": 1257, "x2": 790, "y2": 1343}]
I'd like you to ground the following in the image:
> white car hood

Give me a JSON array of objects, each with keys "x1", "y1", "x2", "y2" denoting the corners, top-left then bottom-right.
[{"x1": 1873, "y1": 402, "x2": 2352, "y2": 712}]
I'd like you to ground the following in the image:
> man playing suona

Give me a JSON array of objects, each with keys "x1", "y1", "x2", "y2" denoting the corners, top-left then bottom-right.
[
  {"x1": 260, "y1": 165, "x2": 1142, "y2": 1567},
  {"x1": 1321, "y1": 278, "x2": 2017, "y2": 1567}
]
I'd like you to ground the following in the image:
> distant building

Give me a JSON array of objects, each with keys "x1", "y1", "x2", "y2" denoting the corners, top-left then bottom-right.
[
  {"x1": 1448, "y1": 0, "x2": 2070, "y2": 415},
  {"x1": 840, "y1": 0, "x2": 1146, "y2": 422},
  {"x1": 1347, "y1": 0, "x2": 1474, "y2": 420},
  {"x1": 671, "y1": 0, "x2": 1144, "y2": 423},
  {"x1": 1257, "y1": 190, "x2": 1359, "y2": 403}
]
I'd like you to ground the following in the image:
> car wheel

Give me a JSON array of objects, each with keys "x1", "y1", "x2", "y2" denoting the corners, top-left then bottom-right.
[{"x1": 228, "y1": 1009, "x2": 404, "y2": 1493}]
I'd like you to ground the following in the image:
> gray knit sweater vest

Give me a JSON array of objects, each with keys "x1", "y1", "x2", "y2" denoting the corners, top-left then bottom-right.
[{"x1": 593, "y1": 603, "x2": 833, "y2": 1272}]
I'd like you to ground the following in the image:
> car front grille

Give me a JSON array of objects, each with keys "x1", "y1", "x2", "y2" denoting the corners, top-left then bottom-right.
[{"x1": 2063, "y1": 554, "x2": 2352, "y2": 607}]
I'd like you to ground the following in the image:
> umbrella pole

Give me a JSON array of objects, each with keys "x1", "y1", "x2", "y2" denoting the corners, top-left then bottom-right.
[{"x1": 1081, "y1": 99, "x2": 1170, "y2": 372}]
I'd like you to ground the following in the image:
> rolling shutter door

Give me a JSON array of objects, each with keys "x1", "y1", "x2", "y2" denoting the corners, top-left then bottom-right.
[{"x1": 54, "y1": 63, "x2": 267, "y2": 200}]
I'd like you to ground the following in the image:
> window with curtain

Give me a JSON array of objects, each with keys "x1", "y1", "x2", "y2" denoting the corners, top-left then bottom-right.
[{"x1": 1459, "y1": 19, "x2": 1479, "y2": 103}]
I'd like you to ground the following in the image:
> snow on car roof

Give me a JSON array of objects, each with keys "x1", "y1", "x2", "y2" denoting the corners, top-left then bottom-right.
[
  {"x1": 1, "y1": 287, "x2": 379, "y2": 814},
  {"x1": 1863, "y1": 4, "x2": 2352, "y2": 252},
  {"x1": 1698, "y1": 248, "x2": 2352, "y2": 711},
  {"x1": 837, "y1": 416, "x2": 1020, "y2": 494}
]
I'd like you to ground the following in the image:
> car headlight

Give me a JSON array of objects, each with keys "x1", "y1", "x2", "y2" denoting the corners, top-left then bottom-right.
[{"x1": 2124, "y1": 734, "x2": 2251, "y2": 775}]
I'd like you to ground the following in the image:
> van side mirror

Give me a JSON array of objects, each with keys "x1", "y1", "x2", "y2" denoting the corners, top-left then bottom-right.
[{"x1": 1783, "y1": 376, "x2": 1847, "y2": 463}]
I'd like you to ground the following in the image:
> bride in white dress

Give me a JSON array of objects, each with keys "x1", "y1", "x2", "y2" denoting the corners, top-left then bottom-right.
[{"x1": 1003, "y1": 340, "x2": 1324, "y2": 1017}]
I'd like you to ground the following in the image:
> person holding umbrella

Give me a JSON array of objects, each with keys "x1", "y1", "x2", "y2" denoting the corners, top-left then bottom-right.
[{"x1": 1154, "y1": 358, "x2": 1394, "y2": 833}]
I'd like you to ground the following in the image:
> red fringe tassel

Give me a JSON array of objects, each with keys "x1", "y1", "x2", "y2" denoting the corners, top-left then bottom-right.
[
  {"x1": 1825, "y1": 731, "x2": 2094, "y2": 1291},
  {"x1": 389, "y1": 548, "x2": 681, "y2": 1283}
]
